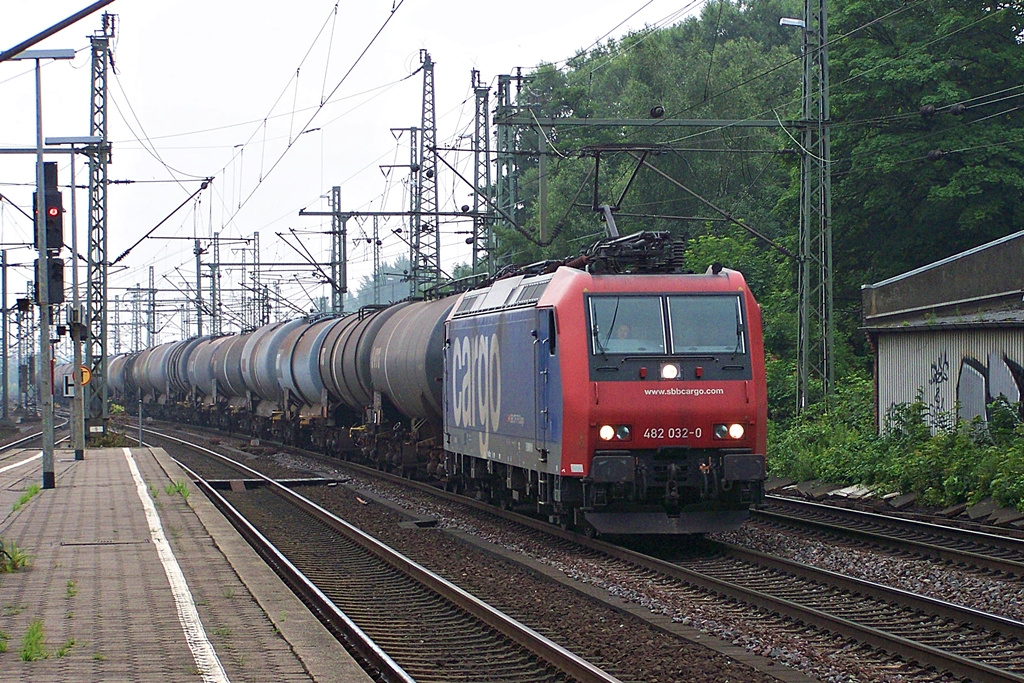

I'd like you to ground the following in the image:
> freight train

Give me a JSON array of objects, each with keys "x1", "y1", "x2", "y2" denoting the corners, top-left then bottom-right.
[{"x1": 100, "y1": 232, "x2": 767, "y2": 535}]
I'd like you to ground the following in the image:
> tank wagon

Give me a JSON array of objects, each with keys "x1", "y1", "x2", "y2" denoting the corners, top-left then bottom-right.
[{"x1": 115, "y1": 232, "x2": 766, "y2": 535}]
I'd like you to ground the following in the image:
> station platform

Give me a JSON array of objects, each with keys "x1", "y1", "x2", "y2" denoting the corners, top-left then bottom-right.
[{"x1": 0, "y1": 446, "x2": 371, "y2": 682}]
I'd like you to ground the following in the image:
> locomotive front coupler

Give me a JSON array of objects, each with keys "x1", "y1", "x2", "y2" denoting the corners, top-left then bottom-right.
[{"x1": 664, "y1": 463, "x2": 681, "y2": 513}]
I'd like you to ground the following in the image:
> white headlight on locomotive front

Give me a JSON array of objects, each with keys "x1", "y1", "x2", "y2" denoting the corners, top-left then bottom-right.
[
  {"x1": 660, "y1": 363, "x2": 680, "y2": 380},
  {"x1": 599, "y1": 424, "x2": 632, "y2": 441},
  {"x1": 713, "y1": 423, "x2": 745, "y2": 440}
]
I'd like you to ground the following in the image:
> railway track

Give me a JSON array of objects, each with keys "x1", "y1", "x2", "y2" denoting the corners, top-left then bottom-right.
[
  {"x1": 140, "y1": 421, "x2": 1024, "y2": 682},
  {"x1": 756, "y1": 495, "x2": 1024, "y2": 576},
  {"x1": 674, "y1": 541, "x2": 1024, "y2": 682},
  {"x1": 144, "y1": 427, "x2": 621, "y2": 683},
  {"x1": 299, "y1": 461, "x2": 1024, "y2": 682},
  {"x1": 0, "y1": 421, "x2": 70, "y2": 454},
  {"x1": 311, "y1": 463, "x2": 1024, "y2": 682}
]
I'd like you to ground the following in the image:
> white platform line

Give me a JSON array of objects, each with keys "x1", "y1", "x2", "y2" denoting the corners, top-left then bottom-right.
[
  {"x1": 0, "y1": 452, "x2": 42, "y2": 475},
  {"x1": 122, "y1": 448, "x2": 230, "y2": 683}
]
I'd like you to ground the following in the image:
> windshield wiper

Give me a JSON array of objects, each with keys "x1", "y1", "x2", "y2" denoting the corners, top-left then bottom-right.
[{"x1": 593, "y1": 327, "x2": 609, "y2": 357}]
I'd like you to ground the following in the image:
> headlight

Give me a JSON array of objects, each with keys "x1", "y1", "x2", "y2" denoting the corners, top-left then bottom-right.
[
  {"x1": 714, "y1": 423, "x2": 745, "y2": 440},
  {"x1": 599, "y1": 424, "x2": 632, "y2": 441},
  {"x1": 660, "y1": 363, "x2": 680, "y2": 380}
]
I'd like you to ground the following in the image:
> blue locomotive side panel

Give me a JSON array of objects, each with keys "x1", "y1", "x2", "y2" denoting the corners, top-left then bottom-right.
[{"x1": 445, "y1": 307, "x2": 561, "y2": 472}]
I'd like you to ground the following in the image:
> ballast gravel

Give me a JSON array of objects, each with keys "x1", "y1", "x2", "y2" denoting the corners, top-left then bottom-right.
[{"x1": 222, "y1": 446, "x2": 1004, "y2": 682}]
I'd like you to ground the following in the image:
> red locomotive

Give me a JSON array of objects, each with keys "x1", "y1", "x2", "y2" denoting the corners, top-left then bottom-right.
[{"x1": 443, "y1": 232, "x2": 766, "y2": 534}]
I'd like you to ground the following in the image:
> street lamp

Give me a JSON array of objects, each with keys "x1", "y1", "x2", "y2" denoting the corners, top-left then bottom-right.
[
  {"x1": 45, "y1": 135, "x2": 101, "y2": 462},
  {"x1": 11, "y1": 48, "x2": 76, "y2": 489}
]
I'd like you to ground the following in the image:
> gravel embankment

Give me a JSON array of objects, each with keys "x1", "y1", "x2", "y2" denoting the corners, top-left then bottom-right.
[
  {"x1": 265, "y1": 449, "x2": 966, "y2": 682},
  {"x1": 196, "y1": 441, "x2": 990, "y2": 682}
]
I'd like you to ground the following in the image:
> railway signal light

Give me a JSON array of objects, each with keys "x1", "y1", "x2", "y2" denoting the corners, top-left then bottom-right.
[
  {"x1": 33, "y1": 162, "x2": 64, "y2": 253},
  {"x1": 34, "y1": 257, "x2": 65, "y2": 306}
]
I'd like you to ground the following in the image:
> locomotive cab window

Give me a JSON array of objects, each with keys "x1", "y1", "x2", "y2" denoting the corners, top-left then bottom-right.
[
  {"x1": 590, "y1": 296, "x2": 666, "y2": 355},
  {"x1": 668, "y1": 295, "x2": 745, "y2": 355},
  {"x1": 546, "y1": 308, "x2": 557, "y2": 355}
]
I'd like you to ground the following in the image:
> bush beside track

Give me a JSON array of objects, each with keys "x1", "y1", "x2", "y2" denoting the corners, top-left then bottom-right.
[{"x1": 769, "y1": 375, "x2": 1024, "y2": 512}]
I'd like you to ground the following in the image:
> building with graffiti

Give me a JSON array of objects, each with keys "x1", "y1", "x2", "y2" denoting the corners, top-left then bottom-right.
[{"x1": 862, "y1": 230, "x2": 1024, "y2": 432}]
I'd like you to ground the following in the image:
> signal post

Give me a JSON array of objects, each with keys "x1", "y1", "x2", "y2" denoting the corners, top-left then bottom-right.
[{"x1": 13, "y1": 48, "x2": 75, "y2": 488}]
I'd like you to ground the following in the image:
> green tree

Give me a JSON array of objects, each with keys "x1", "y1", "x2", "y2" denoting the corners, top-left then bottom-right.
[
  {"x1": 345, "y1": 257, "x2": 411, "y2": 310},
  {"x1": 496, "y1": 0, "x2": 804, "y2": 273},
  {"x1": 830, "y1": 0, "x2": 1024, "y2": 288},
  {"x1": 490, "y1": 0, "x2": 1024, "y2": 420}
]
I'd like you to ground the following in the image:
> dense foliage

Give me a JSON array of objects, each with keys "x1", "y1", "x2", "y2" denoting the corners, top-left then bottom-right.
[
  {"x1": 495, "y1": 0, "x2": 804, "y2": 269},
  {"x1": 771, "y1": 377, "x2": 1024, "y2": 511},
  {"x1": 830, "y1": 0, "x2": 1024, "y2": 353},
  {"x1": 488, "y1": 0, "x2": 1024, "y2": 387},
  {"x1": 832, "y1": 0, "x2": 1024, "y2": 283}
]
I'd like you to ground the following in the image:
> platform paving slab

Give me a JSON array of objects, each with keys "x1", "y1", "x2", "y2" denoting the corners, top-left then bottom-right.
[{"x1": 0, "y1": 447, "x2": 370, "y2": 683}]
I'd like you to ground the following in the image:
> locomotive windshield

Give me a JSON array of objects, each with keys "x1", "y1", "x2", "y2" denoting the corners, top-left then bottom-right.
[
  {"x1": 589, "y1": 294, "x2": 745, "y2": 356},
  {"x1": 668, "y1": 295, "x2": 745, "y2": 354},
  {"x1": 590, "y1": 296, "x2": 666, "y2": 354}
]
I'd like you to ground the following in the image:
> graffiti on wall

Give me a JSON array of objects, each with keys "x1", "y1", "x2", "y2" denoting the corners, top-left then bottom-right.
[
  {"x1": 928, "y1": 351, "x2": 950, "y2": 418},
  {"x1": 935, "y1": 351, "x2": 1024, "y2": 427}
]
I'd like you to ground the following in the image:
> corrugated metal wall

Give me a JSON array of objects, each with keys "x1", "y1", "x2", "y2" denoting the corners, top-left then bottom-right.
[{"x1": 877, "y1": 328, "x2": 1024, "y2": 432}]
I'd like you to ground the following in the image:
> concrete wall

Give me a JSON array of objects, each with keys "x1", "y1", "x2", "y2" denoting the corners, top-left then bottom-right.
[{"x1": 862, "y1": 230, "x2": 1024, "y2": 324}]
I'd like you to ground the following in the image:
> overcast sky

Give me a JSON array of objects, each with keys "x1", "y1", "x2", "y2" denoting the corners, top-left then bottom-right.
[{"x1": 1, "y1": 0, "x2": 701, "y2": 345}]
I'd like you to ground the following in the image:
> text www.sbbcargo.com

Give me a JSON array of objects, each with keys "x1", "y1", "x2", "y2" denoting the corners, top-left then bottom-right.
[{"x1": 642, "y1": 387, "x2": 725, "y2": 396}]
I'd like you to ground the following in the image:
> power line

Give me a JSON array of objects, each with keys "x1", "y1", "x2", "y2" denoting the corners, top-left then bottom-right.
[{"x1": 224, "y1": 1, "x2": 407, "y2": 227}]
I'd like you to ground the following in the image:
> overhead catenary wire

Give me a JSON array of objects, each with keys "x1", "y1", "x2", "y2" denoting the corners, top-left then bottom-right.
[
  {"x1": 518, "y1": 0, "x2": 933, "y2": 163},
  {"x1": 224, "y1": 1, "x2": 408, "y2": 227},
  {"x1": 96, "y1": 2, "x2": 414, "y2": 318},
  {"x1": 75, "y1": 0, "x2": 1019, "y2": 331},
  {"x1": 112, "y1": 179, "x2": 213, "y2": 266},
  {"x1": 71, "y1": 3, "x2": 716, "y2": 324},
  {"x1": 110, "y1": 74, "x2": 209, "y2": 189}
]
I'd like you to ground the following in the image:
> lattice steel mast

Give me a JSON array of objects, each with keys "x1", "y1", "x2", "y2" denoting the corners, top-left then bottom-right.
[
  {"x1": 410, "y1": 49, "x2": 440, "y2": 295},
  {"x1": 330, "y1": 186, "x2": 346, "y2": 313},
  {"x1": 145, "y1": 266, "x2": 154, "y2": 347},
  {"x1": 85, "y1": 13, "x2": 113, "y2": 434},
  {"x1": 211, "y1": 231, "x2": 221, "y2": 335},
  {"x1": 471, "y1": 69, "x2": 493, "y2": 274},
  {"x1": 796, "y1": 0, "x2": 833, "y2": 410},
  {"x1": 495, "y1": 73, "x2": 519, "y2": 244}
]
